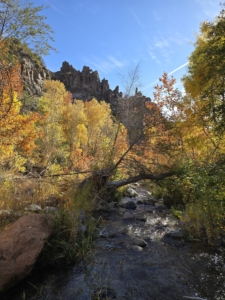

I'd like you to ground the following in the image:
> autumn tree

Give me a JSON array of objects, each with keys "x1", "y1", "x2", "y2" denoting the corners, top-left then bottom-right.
[
  {"x1": 182, "y1": 3, "x2": 225, "y2": 132},
  {"x1": 0, "y1": 63, "x2": 41, "y2": 172},
  {"x1": 0, "y1": 57, "x2": 22, "y2": 119},
  {"x1": 62, "y1": 97, "x2": 88, "y2": 170},
  {"x1": 63, "y1": 98, "x2": 128, "y2": 172},
  {"x1": 0, "y1": 0, "x2": 55, "y2": 118},
  {"x1": 36, "y1": 80, "x2": 69, "y2": 170}
]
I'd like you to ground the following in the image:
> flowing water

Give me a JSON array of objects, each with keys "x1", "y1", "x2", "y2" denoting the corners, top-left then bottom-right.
[{"x1": 4, "y1": 186, "x2": 225, "y2": 300}]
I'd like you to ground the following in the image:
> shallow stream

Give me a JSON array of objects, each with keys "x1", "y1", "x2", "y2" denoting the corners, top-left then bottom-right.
[{"x1": 4, "y1": 186, "x2": 225, "y2": 300}]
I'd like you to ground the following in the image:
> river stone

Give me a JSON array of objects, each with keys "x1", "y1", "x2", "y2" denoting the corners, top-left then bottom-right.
[
  {"x1": 131, "y1": 245, "x2": 143, "y2": 251},
  {"x1": 0, "y1": 209, "x2": 11, "y2": 217},
  {"x1": 123, "y1": 212, "x2": 134, "y2": 219},
  {"x1": 25, "y1": 204, "x2": 42, "y2": 213},
  {"x1": 126, "y1": 187, "x2": 138, "y2": 197},
  {"x1": 119, "y1": 198, "x2": 137, "y2": 210},
  {"x1": 135, "y1": 213, "x2": 147, "y2": 222},
  {"x1": 136, "y1": 198, "x2": 145, "y2": 204},
  {"x1": 146, "y1": 191, "x2": 152, "y2": 197},
  {"x1": 134, "y1": 237, "x2": 147, "y2": 247},
  {"x1": 137, "y1": 198, "x2": 157, "y2": 205},
  {"x1": 148, "y1": 198, "x2": 157, "y2": 204},
  {"x1": 0, "y1": 213, "x2": 54, "y2": 292}
]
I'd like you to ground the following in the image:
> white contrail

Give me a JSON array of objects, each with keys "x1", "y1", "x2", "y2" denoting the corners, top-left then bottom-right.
[
  {"x1": 142, "y1": 62, "x2": 189, "y2": 90},
  {"x1": 168, "y1": 62, "x2": 189, "y2": 75}
]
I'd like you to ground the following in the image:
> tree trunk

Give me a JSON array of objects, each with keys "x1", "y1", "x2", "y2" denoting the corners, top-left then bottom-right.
[{"x1": 106, "y1": 172, "x2": 175, "y2": 189}]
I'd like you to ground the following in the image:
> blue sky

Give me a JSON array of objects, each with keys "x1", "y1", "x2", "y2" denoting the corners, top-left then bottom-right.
[{"x1": 33, "y1": 0, "x2": 221, "y2": 99}]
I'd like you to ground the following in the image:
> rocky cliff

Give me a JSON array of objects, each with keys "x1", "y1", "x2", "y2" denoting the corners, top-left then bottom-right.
[
  {"x1": 20, "y1": 52, "x2": 51, "y2": 96},
  {"x1": 20, "y1": 58, "x2": 152, "y2": 128},
  {"x1": 52, "y1": 61, "x2": 123, "y2": 114}
]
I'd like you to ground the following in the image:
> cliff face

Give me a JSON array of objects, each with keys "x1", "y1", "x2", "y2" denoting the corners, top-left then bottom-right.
[
  {"x1": 20, "y1": 53, "x2": 51, "y2": 96},
  {"x1": 52, "y1": 61, "x2": 122, "y2": 114},
  {"x1": 20, "y1": 58, "x2": 152, "y2": 136}
]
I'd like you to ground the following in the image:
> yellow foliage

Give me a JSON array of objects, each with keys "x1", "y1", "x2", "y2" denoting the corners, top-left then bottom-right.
[{"x1": 0, "y1": 92, "x2": 41, "y2": 171}]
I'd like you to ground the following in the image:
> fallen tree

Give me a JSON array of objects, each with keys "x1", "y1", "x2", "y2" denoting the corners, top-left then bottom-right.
[{"x1": 106, "y1": 171, "x2": 175, "y2": 189}]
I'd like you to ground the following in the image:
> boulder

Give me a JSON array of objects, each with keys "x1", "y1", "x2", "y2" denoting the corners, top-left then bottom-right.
[
  {"x1": 126, "y1": 187, "x2": 138, "y2": 197},
  {"x1": 119, "y1": 198, "x2": 137, "y2": 210},
  {"x1": 133, "y1": 238, "x2": 147, "y2": 247},
  {"x1": 131, "y1": 245, "x2": 143, "y2": 252},
  {"x1": 0, "y1": 213, "x2": 54, "y2": 292},
  {"x1": 123, "y1": 212, "x2": 135, "y2": 219}
]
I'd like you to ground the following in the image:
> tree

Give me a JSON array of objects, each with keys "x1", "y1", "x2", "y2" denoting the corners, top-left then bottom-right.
[
  {"x1": 117, "y1": 61, "x2": 152, "y2": 144},
  {"x1": 80, "y1": 75, "x2": 181, "y2": 192},
  {"x1": 37, "y1": 80, "x2": 69, "y2": 167},
  {"x1": 0, "y1": 59, "x2": 22, "y2": 120},
  {"x1": 118, "y1": 61, "x2": 142, "y2": 98},
  {"x1": 182, "y1": 3, "x2": 225, "y2": 132},
  {"x1": 0, "y1": 0, "x2": 55, "y2": 56},
  {"x1": 0, "y1": 90, "x2": 41, "y2": 172},
  {"x1": 0, "y1": 0, "x2": 55, "y2": 118},
  {"x1": 0, "y1": 56, "x2": 42, "y2": 173}
]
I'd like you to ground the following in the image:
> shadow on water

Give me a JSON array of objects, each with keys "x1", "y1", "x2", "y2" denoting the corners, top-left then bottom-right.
[{"x1": 3, "y1": 187, "x2": 225, "y2": 300}]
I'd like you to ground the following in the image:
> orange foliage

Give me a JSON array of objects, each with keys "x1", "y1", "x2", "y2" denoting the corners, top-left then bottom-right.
[
  {"x1": 0, "y1": 41, "x2": 23, "y2": 120},
  {"x1": 0, "y1": 58, "x2": 42, "y2": 163}
]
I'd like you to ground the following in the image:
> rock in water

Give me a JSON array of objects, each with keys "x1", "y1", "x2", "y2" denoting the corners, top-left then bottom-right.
[
  {"x1": 123, "y1": 212, "x2": 135, "y2": 219},
  {"x1": 131, "y1": 245, "x2": 143, "y2": 252},
  {"x1": 126, "y1": 187, "x2": 138, "y2": 197},
  {"x1": 0, "y1": 213, "x2": 54, "y2": 292},
  {"x1": 134, "y1": 238, "x2": 147, "y2": 247},
  {"x1": 119, "y1": 197, "x2": 137, "y2": 210}
]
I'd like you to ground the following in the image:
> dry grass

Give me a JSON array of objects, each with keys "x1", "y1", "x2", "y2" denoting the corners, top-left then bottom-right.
[{"x1": 0, "y1": 173, "x2": 96, "y2": 229}]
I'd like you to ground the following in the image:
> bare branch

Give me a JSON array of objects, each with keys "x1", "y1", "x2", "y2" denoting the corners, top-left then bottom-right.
[{"x1": 118, "y1": 60, "x2": 142, "y2": 98}]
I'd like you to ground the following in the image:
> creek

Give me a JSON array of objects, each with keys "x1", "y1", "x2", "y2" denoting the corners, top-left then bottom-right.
[{"x1": 4, "y1": 185, "x2": 225, "y2": 300}]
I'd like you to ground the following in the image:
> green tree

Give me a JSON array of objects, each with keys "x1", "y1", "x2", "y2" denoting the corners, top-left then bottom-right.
[
  {"x1": 0, "y1": 0, "x2": 55, "y2": 56},
  {"x1": 182, "y1": 3, "x2": 225, "y2": 131}
]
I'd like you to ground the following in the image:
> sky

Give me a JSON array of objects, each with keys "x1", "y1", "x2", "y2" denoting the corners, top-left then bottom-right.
[{"x1": 33, "y1": 0, "x2": 221, "y2": 99}]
